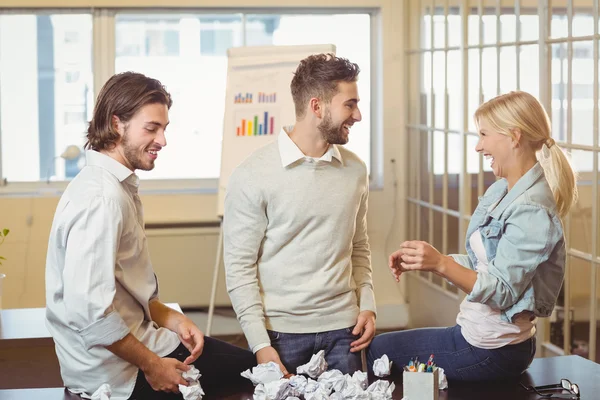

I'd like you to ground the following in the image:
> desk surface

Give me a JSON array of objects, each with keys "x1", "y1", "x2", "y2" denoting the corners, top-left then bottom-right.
[
  {"x1": 0, "y1": 303, "x2": 183, "y2": 343},
  {"x1": 0, "y1": 355, "x2": 597, "y2": 399}
]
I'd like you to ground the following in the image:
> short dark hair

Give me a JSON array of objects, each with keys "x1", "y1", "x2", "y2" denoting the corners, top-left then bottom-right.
[
  {"x1": 85, "y1": 72, "x2": 172, "y2": 151},
  {"x1": 290, "y1": 53, "x2": 360, "y2": 119}
]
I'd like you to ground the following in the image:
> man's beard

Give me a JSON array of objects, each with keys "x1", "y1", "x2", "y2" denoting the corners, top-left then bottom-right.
[
  {"x1": 318, "y1": 109, "x2": 349, "y2": 145},
  {"x1": 121, "y1": 130, "x2": 154, "y2": 171}
]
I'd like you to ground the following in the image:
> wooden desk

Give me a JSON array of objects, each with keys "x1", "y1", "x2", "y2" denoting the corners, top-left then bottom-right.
[
  {"x1": 0, "y1": 355, "x2": 597, "y2": 399},
  {"x1": 0, "y1": 304, "x2": 184, "y2": 391}
]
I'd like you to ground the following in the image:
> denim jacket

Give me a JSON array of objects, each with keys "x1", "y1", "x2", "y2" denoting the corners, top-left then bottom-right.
[{"x1": 451, "y1": 162, "x2": 565, "y2": 323}]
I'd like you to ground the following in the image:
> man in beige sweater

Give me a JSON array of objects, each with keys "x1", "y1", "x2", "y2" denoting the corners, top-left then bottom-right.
[{"x1": 224, "y1": 54, "x2": 376, "y2": 376}]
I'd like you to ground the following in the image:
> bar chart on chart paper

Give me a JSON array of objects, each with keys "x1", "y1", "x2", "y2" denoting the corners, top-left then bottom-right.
[{"x1": 235, "y1": 110, "x2": 279, "y2": 137}]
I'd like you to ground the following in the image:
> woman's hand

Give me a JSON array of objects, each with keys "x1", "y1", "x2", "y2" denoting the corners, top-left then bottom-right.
[{"x1": 395, "y1": 241, "x2": 445, "y2": 273}]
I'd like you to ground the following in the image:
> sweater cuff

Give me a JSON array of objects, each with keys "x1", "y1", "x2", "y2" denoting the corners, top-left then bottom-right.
[
  {"x1": 79, "y1": 310, "x2": 130, "y2": 350},
  {"x1": 358, "y1": 286, "x2": 377, "y2": 315},
  {"x1": 252, "y1": 342, "x2": 271, "y2": 354},
  {"x1": 244, "y1": 323, "x2": 271, "y2": 351}
]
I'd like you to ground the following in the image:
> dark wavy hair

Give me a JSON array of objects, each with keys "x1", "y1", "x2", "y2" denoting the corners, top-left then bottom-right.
[
  {"x1": 290, "y1": 53, "x2": 360, "y2": 119},
  {"x1": 85, "y1": 72, "x2": 172, "y2": 151}
]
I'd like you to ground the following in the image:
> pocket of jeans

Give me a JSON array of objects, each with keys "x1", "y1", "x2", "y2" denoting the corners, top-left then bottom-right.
[
  {"x1": 345, "y1": 327, "x2": 360, "y2": 337},
  {"x1": 456, "y1": 357, "x2": 508, "y2": 381},
  {"x1": 267, "y1": 330, "x2": 281, "y2": 343}
]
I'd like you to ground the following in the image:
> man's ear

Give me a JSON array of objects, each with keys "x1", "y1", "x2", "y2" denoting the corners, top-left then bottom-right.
[
  {"x1": 309, "y1": 97, "x2": 322, "y2": 119},
  {"x1": 112, "y1": 115, "x2": 125, "y2": 136}
]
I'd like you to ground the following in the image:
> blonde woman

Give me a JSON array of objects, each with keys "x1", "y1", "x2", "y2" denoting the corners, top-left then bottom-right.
[{"x1": 368, "y1": 91, "x2": 577, "y2": 381}]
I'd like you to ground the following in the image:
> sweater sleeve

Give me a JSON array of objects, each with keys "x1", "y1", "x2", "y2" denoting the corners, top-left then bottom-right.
[
  {"x1": 351, "y1": 174, "x2": 376, "y2": 314},
  {"x1": 223, "y1": 168, "x2": 270, "y2": 350}
]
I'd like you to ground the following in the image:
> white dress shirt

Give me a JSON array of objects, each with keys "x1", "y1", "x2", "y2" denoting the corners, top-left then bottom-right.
[{"x1": 45, "y1": 150, "x2": 180, "y2": 399}]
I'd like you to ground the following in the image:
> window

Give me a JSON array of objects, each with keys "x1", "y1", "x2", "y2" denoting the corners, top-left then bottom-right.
[
  {"x1": 0, "y1": 13, "x2": 92, "y2": 183},
  {"x1": 0, "y1": 10, "x2": 377, "y2": 185},
  {"x1": 115, "y1": 14, "x2": 244, "y2": 180},
  {"x1": 407, "y1": 1, "x2": 600, "y2": 362},
  {"x1": 115, "y1": 12, "x2": 373, "y2": 181}
]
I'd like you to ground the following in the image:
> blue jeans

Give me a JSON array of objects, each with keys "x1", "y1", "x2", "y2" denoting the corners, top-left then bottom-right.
[
  {"x1": 367, "y1": 325, "x2": 535, "y2": 381},
  {"x1": 268, "y1": 327, "x2": 362, "y2": 375}
]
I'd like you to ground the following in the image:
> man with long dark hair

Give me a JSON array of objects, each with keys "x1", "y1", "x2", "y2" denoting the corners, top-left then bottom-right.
[{"x1": 46, "y1": 72, "x2": 255, "y2": 399}]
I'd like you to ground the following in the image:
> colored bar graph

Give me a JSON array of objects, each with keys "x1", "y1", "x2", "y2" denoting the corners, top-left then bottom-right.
[
  {"x1": 234, "y1": 93, "x2": 255, "y2": 104},
  {"x1": 236, "y1": 112, "x2": 275, "y2": 137},
  {"x1": 258, "y1": 92, "x2": 277, "y2": 103}
]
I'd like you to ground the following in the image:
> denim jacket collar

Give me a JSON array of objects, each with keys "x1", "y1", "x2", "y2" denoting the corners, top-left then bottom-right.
[{"x1": 489, "y1": 162, "x2": 545, "y2": 220}]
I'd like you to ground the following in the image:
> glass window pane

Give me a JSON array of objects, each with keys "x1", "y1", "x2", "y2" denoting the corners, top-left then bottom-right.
[
  {"x1": 448, "y1": 215, "x2": 459, "y2": 254},
  {"x1": 433, "y1": 131, "x2": 445, "y2": 178},
  {"x1": 466, "y1": 134, "x2": 480, "y2": 175},
  {"x1": 468, "y1": 49, "x2": 481, "y2": 133},
  {"x1": 569, "y1": 257, "x2": 592, "y2": 360},
  {"x1": 420, "y1": 130, "x2": 431, "y2": 201},
  {"x1": 433, "y1": 51, "x2": 445, "y2": 129},
  {"x1": 408, "y1": 129, "x2": 419, "y2": 199},
  {"x1": 408, "y1": 202, "x2": 418, "y2": 241},
  {"x1": 448, "y1": 50, "x2": 461, "y2": 132},
  {"x1": 420, "y1": 206, "x2": 431, "y2": 243},
  {"x1": 424, "y1": 52, "x2": 433, "y2": 126},
  {"x1": 482, "y1": 47, "x2": 498, "y2": 102},
  {"x1": 520, "y1": 12, "x2": 539, "y2": 42},
  {"x1": 245, "y1": 14, "x2": 371, "y2": 170},
  {"x1": 520, "y1": 44, "x2": 539, "y2": 98},
  {"x1": 570, "y1": 167, "x2": 594, "y2": 253},
  {"x1": 572, "y1": 41, "x2": 594, "y2": 147},
  {"x1": 433, "y1": 8, "x2": 445, "y2": 49},
  {"x1": 551, "y1": 43, "x2": 568, "y2": 144},
  {"x1": 423, "y1": 6, "x2": 433, "y2": 49},
  {"x1": 500, "y1": 13, "x2": 516, "y2": 43},
  {"x1": 448, "y1": 133, "x2": 460, "y2": 211},
  {"x1": 551, "y1": 8, "x2": 567, "y2": 39},
  {"x1": 115, "y1": 13, "x2": 243, "y2": 180},
  {"x1": 0, "y1": 13, "x2": 92, "y2": 183},
  {"x1": 448, "y1": 9, "x2": 461, "y2": 48},
  {"x1": 573, "y1": 0, "x2": 593, "y2": 37},
  {"x1": 468, "y1": 6, "x2": 480, "y2": 47},
  {"x1": 500, "y1": 46, "x2": 517, "y2": 94},
  {"x1": 482, "y1": 1, "x2": 498, "y2": 45}
]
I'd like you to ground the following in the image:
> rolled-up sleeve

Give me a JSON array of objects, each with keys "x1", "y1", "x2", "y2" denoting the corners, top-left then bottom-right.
[
  {"x1": 467, "y1": 205, "x2": 557, "y2": 310},
  {"x1": 352, "y1": 176, "x2": 375, "y2": 314},
  {"x1": 63, "y1": 196, "x2": 129, "y2": 349}
]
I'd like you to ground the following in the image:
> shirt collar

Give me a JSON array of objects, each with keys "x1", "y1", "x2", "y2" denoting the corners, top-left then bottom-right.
[
  {"x1": 277, "y1": 125, "x2": 343, "y2": 168},
  {"x1": 489, "y1": 162, "x2": 545, "y2": 219},
  {"x1": 85, "y1": 150, "x2": 138, "y2": 187}
]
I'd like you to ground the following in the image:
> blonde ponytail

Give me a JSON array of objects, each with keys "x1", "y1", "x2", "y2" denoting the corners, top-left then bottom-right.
[
  {"x1": 475, "y1": 91, "x2": 578, "y2": 219},
  {"x1": 537, "y1": 139, "x2": 578, "y2": 219}
]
